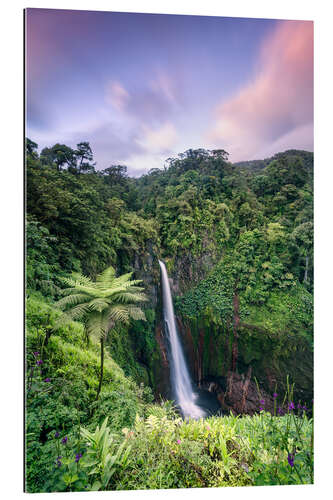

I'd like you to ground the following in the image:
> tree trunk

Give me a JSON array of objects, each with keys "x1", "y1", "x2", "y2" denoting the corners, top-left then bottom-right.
[
  {"x1": 231, "y1": 292, "x2": 240, "y2": 372},
  {"x1": 96, "y1": 337, "x2": 104, "y2": 400}
]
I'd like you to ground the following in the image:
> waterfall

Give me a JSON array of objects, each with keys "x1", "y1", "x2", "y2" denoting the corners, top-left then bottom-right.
[{"x1": 159, "y1": 260, "x2": 205, "y2": 419}]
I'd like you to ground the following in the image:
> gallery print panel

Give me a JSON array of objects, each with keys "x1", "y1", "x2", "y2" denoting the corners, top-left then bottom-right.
[{"x1": 25, "y1": 7, "x2": 313, "y2": 493}]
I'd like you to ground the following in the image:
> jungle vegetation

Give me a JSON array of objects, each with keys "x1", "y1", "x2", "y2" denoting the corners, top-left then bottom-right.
[{"x1": 25, "y1": 138, "x2": 313, "y2": 491}]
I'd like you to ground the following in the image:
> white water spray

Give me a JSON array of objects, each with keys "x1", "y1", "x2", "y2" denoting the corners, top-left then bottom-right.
[{"x1": 159, "y1": 260, "x2": 205, "y2": 419}]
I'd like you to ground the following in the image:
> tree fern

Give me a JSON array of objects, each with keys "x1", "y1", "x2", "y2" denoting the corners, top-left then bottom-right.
[{"x1": 55, "y1": 266, "x2": 147, "y2": 399}]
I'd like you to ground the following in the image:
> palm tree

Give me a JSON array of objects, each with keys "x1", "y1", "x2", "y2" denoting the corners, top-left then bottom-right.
[{"x1": 56, "y1": 266, "x2": 147, "y2": 399}]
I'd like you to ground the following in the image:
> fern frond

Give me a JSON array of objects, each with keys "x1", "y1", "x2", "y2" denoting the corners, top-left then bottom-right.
[
  {"x1": 60, "y1": 287, "x2": 83, "y2": 296},
  {"x1": 61, "y1": 281, "x2": 99, "y2": 297},
  {"x1": 122, "y1": 285, "x2": 145, "y2": 292},
  {"x1": 95, "y1": 266, "x2": 116, "y2": 286},
  {"x1": 107, "y1": 306, "x2": 130, "y2": 324},
  {"x1": 65, "y1": 303, "x2": 91, "y2": 320},
  {"x1": 110, "y1": 272, "x2": 133, "y2": 286},
  {"x1": 112, "y1": 292, "x2": 148, "y2": 304},
  {"x1": 127, "y1": 306, "x2": 146, "y2": 321},
  {"x1": 62, "y1": 274, "x2": 95, "y2": 289},
  {"x1": 107, "y1": 277, "x2": 143, "y2": 291},
  {"x1": 102, "y1": 283, "x2": 144, "y2": 298},
  {"x1": 86, "y1": 311, "x2": 109, "y2": 340},
  {"x1": 88, "y1": 298, "x2": 110, "y2": 312},
  {"x1": 68, "y1": 284, "x2": 102, "y2": 298},
  {"x1": 55, "y1": 293, "x2": 91, "y2": 310}
]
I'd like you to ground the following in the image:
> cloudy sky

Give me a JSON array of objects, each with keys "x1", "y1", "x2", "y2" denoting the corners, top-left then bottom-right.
[{"x1": 26, "y1": 8, "x2": 313, "y2": 176}]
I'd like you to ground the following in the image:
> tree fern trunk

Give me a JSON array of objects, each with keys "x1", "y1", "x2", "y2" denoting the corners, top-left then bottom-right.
[{"x1": 96, "y1": 337, "x2": 104, "y2": 400}]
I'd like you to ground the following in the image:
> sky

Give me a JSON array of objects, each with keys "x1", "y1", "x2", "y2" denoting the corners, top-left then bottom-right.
[{"x1": 26, "y1": 8, "x2": 313, "y2": 176}]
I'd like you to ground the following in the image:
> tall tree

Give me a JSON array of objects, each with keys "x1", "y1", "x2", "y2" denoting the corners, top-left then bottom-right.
[
  {"x1": 40, "y1": 144, "x2": 76, "y2": 171},
  {"x1": 56, "y1": 267, "x2": 147, "y2": 399},
  {"x1": 26, "y1": 138, "x2": 38, "y2": 157},
  {"x1": 101, "y1": 165, "x2": 128, "y2": 184},
  {"x1": 74, "y1": 141, "x2": 95, "y2": 174}
]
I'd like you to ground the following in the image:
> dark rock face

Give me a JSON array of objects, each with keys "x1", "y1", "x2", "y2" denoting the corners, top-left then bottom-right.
[
  {"x1": 200, "y1": 371, "x2": 275, "y2": 415},
  {"x1": 153, "y1": 324, "x2": 171, "y2": 400},
  {"x1": 167, "y1": 249, "x2": 220, "y2": 295},
  {"x1": 132, "y1": 241, "x2": 160, "y2": 308}
]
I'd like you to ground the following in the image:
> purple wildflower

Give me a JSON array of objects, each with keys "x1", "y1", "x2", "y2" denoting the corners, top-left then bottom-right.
[
  {"x1": 61, "y1": 436, "x2": 68, "y2": 444},
  {"x1": 33, "y1": 351, "x2": 40, "y2": 357},
  {"x1": 44, "y1": 378, "x2": 51, "y2": 382},
  {"x1": 56, "y1": 456, "x2": 62, "y2": 467},
  {"x1": 288, "y1": 402, "x2": 295, "y2": 411},
  {"x1": 278, "y1": 407, "x2": 283, "y2": 415},
  {"x1": 259, "y1": 407, "x2": 264, "y2": 412},
  {"x1": 36, "y1": 360, "x2": 43, "y2": 366},
  {"x1": 302, "y1": 405, "x2": 307, "y2": 411},
  {"x1": 273, "y1": 393, "x2": 278, "y2": 399},
  {"x1": 177, "y1": 439, "x2": 181, "y2": 444},
  {"x1": 260, "y1": 399, "x2": 265, "y2": 405},
  {"x1": 287, "y1": 453, "x2": 295, "y2": 467},
  {"x1": 297, "y1": 403, "x2": 302, "y2": 410},
  {"x1": 55, "y1": 431, "x2": 60, "y2": 438},
  {"x1": 75, "y1": 453, "x2": 83, "y2": 463}
]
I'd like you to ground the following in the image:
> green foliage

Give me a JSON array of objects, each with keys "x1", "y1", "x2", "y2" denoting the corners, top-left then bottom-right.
[
  {"x1": 80, "y1": 417, "x2": 132, "y2": 490},
  {"x1": 70, "y1": 407, "x2": 312, "y2": 491},
  {"x1": 25, "y1": 296, "x2": 150, "y2": 492},
  {"x1": 25, "y1": 141, "x2": 313, "y2": 492},
  {"x1": 26, "y1": 216, "x2": 71, "y2": 298},
  {"x1": 26, "y1": 143, "x2": 158, "y2": 276}
]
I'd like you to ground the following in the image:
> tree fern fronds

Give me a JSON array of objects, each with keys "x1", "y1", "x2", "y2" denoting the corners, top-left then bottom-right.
[
  {"x1": 112, "y1": 292, "x2": 148, "y2": 304},
  {"x1": 62, "y1": 274, "x2": 95, "y2": 289},
  {"x1": 88, "y1": 298, "x2": 110, "y2": 312},
  {"x1": 71, "y1": 273, "x2": 95, "y2": 287},
  {"x1": 95, "y1": 266, "x2": 116, "y2": 285},
  {"x1": 107, "y1": 305, "x2": 131, "y2": 324},
  {"x1": 122, "y1": 285, "x2": 146, "y2": 292},
  {"x1": 61, "y1": 277, "x2": 100, "y2": 297},
  {"x1": 110, "y1": 272, "x2": 134, "y2": 286},
  {"x1": 65, "y1": 302, "x2": 91, "y2": 320},
  {"x1": 109, "y1": 277, "x2": 143, "y2": 289},
  {"x1": 55, "y1": 293, "x2": 91, "y2": 310},
  {"x1": 127, "y1": 306, "x2": 146, "y2": 321},
  {"x1": 68, "y1": 284, "x2": 103, "y2": 298},
  {"x1": 59, "y1": 286, "x2": 84, "y2": 296},
  {"x1": 102, "y1": 284, "x2": 144, "y2": 298},
  {"x1": 86, "y1": 312, "x2": 109, "y2": 340}
]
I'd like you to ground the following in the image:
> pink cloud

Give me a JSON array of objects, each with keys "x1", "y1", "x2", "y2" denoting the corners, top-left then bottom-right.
[
  {"x1": 136, "y1": 122, "x2": 178, "y2": 154},
  {"x1": 105, "y1": 81, "x2": 130, "y2": 111},
  {"x1": 207, "y1": 20, "x2": 313, "y2": 161}
]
